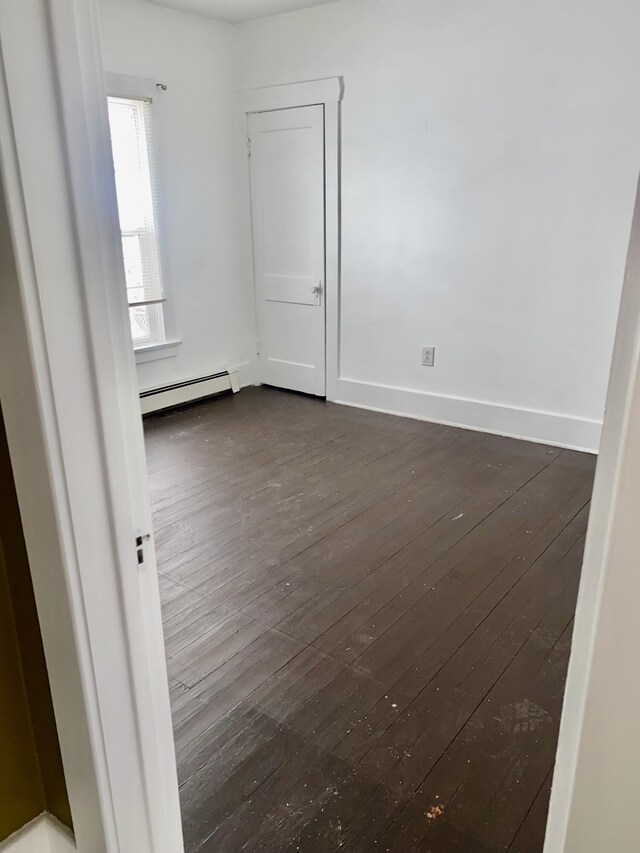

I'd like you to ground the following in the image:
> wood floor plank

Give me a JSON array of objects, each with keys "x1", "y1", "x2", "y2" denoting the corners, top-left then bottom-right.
[
  {"x1": 334, "y1": 504, "x2": 589, "y2": 772},
  {"x1": 160, "y1": 426, "x2": 476, "y2": 585},
  {"x1": 146, "y1": 387, "x2": 595, "y2": 852},
  {"x1": 508, "y1": 769, "x2": 554, "y2": 853}
]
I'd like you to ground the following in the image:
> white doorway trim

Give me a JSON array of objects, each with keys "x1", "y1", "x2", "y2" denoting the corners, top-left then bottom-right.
[
  {"x1": 242, "y1": 77, "x2": 343, "y2": 400},
  {"x1": 0, "y1": 0, "x2": 182, "y2": 850},
  {"x1": 544, "y1": 179, "x2": 640, "y2": 851}
]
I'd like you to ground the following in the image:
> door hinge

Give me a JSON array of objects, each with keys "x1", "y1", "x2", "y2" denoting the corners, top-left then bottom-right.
[
  {"x1": 135, "y1": 531, "x2": 151, "y2": 572},
  {"x1": 246, "y1": 137, "x2": 251, "y2": 157},
  {"x1": 256, "y1": 338, "x2": 260, "y2": 356}
]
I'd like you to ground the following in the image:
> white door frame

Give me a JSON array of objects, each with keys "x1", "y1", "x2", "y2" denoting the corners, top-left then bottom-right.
[
  {"x1": 0, "y1": 1, "x2": 182, "y2": 850},
  {"x1": 242, "y1": 77, "x2": 343, "y2": 400},
  {"x1": 543, "y1": 179, "x2": 640, "y2": 851}
]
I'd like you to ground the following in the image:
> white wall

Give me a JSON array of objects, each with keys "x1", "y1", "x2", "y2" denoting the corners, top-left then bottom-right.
[
  {"x1": 99, "y1": 0, "x2": 254, "y2": 391},
  {"x1": 544, "y1": 180, "x2": 640, "y2": 852},
  {"x1": 236, "y1": 0, "x2": 640, "y2": 450},
  {"x1": 99, "y1": 0, "x2": 640, "y2": 450}
]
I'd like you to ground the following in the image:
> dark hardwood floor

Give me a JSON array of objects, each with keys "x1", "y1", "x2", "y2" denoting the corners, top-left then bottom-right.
[{"x1": 144, "y1": 387, "x2": 595, "y2": 853}]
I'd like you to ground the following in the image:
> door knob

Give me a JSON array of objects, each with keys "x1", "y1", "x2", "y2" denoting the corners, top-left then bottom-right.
[{"x1": 310, "y1": 282, "x2": 322, "y2": 294}]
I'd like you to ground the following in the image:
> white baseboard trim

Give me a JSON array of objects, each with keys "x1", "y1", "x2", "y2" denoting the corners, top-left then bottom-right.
[
  {"x1": 333, "y1": 377, "x2": 602, "y2": 453},
  {"x1": 232, "y1": 360, "x2": 255, "y2": 389},
  {"x1": 0, "y1": 815, "x2": 75, "y2": 853}
]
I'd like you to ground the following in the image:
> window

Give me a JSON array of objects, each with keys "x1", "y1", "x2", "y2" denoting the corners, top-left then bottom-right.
[{"x1": 107, "y1": 95, "x2": 165, "y2": 347}]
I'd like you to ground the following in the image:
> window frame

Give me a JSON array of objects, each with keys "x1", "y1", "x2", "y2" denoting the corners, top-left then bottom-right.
[{"x1": 105, "y1": 72, "x2": 181, "y2": 363}]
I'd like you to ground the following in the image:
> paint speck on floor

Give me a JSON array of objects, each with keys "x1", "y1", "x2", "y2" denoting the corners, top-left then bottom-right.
[{"x1": 426, "y1": 804, "x2": 445, "y2": 821}]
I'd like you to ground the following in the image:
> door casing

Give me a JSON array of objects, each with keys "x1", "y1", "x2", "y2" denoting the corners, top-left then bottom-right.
[
  {"x1": 0, "y1": 0, "x2": 182, "y2": 849},
  {"x1": 242, "y1": 78, "x2": 343, "y2": 402}
]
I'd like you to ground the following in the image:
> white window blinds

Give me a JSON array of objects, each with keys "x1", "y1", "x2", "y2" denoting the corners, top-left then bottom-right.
[{"x1": 108, "y1": 96, "x2": 164, "y2": 313}]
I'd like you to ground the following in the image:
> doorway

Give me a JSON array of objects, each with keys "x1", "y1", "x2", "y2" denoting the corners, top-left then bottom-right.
[{"x1": 248, "y1": 105, "x2": 327, "y2": 396}]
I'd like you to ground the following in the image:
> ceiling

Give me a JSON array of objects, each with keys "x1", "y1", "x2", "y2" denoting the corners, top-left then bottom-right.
[{"x1": 144, "y1": 0, "x2": 341, "y2": 24}]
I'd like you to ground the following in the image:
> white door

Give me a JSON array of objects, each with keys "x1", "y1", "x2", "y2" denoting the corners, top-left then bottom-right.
[{"x1": 248, "y1": 105, "x2": 326, "y2": 396}]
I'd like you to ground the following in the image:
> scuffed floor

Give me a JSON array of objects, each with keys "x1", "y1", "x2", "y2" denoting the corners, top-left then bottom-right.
[{"x1": 145, "y1": 387, "x2": 594, "y2": 852}]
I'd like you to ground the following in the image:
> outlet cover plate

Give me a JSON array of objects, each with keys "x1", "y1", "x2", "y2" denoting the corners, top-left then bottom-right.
[{"x1": 422, "y1": 346, "x2": 435, "y2": 367}]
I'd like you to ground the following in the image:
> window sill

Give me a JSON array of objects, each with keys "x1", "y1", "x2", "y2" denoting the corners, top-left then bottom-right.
[{"x1": 134, "y1": 338, "x2": 182, "y2": 365}]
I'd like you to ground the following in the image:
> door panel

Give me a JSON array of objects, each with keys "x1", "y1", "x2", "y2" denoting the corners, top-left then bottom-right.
[
  {"x1": 264, "y1": 274, "x2": 321, "y2": 307},
  {"x1": 249, "y1": 105, "x2": 325, "y2": 396}
]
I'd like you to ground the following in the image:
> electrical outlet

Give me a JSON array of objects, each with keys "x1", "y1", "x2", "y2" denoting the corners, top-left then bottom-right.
[{"x1": 422, "y1": 346, "x2": 435, "y2": 367}]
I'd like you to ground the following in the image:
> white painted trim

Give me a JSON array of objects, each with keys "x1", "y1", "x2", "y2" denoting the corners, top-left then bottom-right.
[
  {"x1": 135, "y1": 338, "x2": 182, "y2": 364},
  {"x1": 105, "y1": 70, "x2": 179, "y2": 354},
  {"x1": 242, "y1": 76, "x2": 343, "y2": 113},
  {"x1": 324, "y1": 87, "x2": 341, "y2": 402},
  {"x1": 241, "y1": 77, "x2": 342, "y2": 401},
  {"x1": 0, "y1": 3, "x2": 107, "y2": 847},
  {"x1": 334, "y1": 377, "x2": 601, "y2": 452},
  {"x1": 232, "y1": 360, "x2": 255, "y2": 389},
  {"x1": 105, "y1": 71, "x2": 156, "y2": 102},
  {"x1": 544, "y1": 181, "x2": 640, "y2": 850},
  {"x1": 44, "y1": 1, "x2": 182, "y2": 845},
  {"x1": 0, "y1": 815, "x2": 75, "y2": 853},
  {"x1": 0, "y1": 1, "x2": 182, "y2": 850}
]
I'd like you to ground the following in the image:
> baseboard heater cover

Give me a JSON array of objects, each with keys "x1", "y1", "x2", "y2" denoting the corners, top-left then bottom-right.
[{"x1": 140, "y1": 369, "x2": 239, "y2": 415}]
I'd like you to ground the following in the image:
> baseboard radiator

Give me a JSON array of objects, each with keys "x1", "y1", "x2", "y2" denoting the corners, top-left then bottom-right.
[{"x1": 140, "y1": 369, "x2": 240, "y2": 416}]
